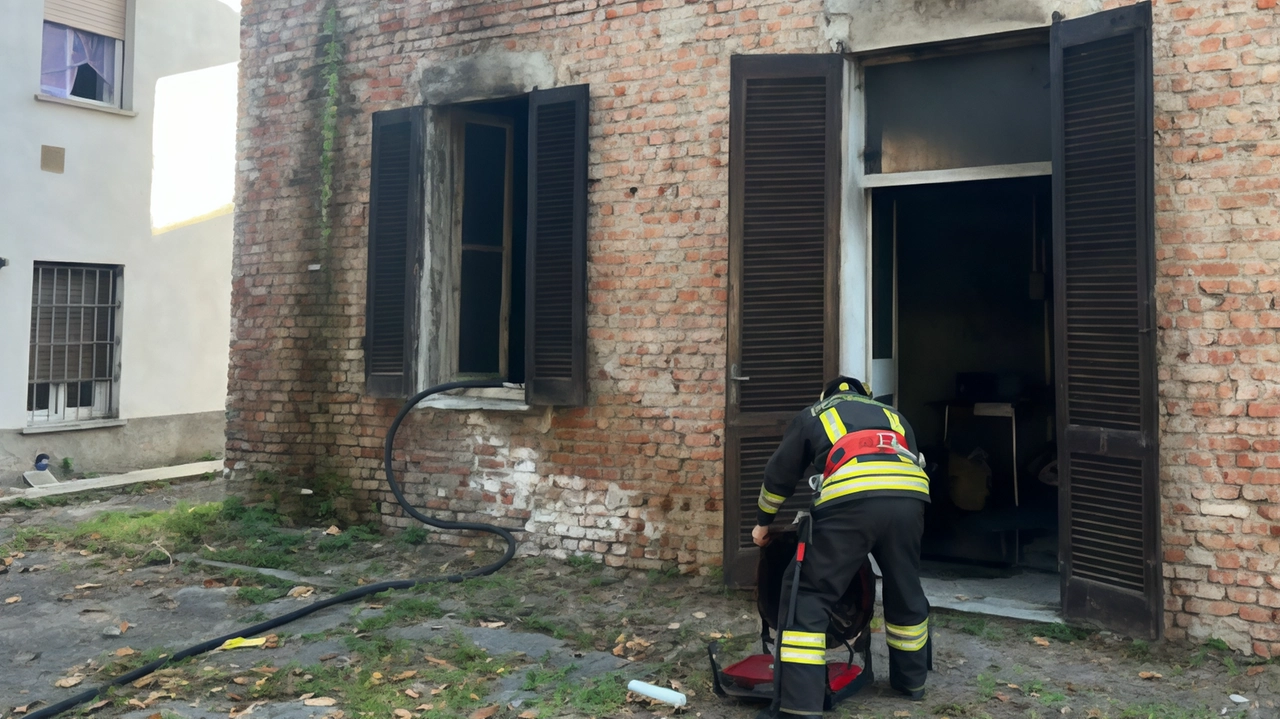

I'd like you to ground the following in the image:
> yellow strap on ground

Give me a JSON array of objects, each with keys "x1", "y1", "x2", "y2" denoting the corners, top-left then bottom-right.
[
  {"x1": 820, "y1": 408, "x2": 847, "y2": 444},
  {"x1": 217, "y1": 637, "x2": 268, "y2": 651}
]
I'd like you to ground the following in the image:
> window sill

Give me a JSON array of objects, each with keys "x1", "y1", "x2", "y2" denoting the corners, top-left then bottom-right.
[
  {"x1": 417, "y1": 385, "x2": 532, "y2": 412},
  {"x1": 35, "y1": 93, "x2": 137, "y2": 117},
  {"x1": 22, "y1": 418, "x2": 127, "y2": 435}
]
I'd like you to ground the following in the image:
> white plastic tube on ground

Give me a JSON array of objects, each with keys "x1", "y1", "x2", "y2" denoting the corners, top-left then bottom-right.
[{"x1": 627, "y1": 680, "x2": 687, "y2": 707}]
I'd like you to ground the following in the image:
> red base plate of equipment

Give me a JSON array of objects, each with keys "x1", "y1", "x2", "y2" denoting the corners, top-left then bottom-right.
[{"x1": 721, "y1": 654, "x2": 864, "y2": 693}]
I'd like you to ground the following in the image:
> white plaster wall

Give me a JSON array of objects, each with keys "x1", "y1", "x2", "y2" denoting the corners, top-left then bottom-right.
[{"x1": 0, "y1": 0, "x2": 239, "y2": 430}]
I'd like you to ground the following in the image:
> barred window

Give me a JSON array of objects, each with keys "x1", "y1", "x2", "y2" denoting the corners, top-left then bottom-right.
[{"x1": 27, "y1": 263, "x2": 120, "y2": 424}]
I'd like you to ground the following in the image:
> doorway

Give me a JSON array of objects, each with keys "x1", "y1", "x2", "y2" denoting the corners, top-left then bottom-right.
[{"x1": 872, "y1": 177, "x2": 1061, "y2": 616}]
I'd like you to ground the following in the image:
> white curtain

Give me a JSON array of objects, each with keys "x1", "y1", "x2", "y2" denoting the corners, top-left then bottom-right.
[{"x1": 41, "y1": 21, "x2": 117, "y2": 104}]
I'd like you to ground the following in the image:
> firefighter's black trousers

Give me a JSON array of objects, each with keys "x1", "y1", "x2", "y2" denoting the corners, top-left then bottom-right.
[{"x1": 774, "y1": 497, "x2": 930, "y2": 716}]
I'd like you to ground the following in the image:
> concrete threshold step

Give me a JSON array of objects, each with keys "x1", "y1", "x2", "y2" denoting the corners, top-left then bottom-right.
[{"x1": 0, "y1": 460, "x2": 223, "y2": 505}]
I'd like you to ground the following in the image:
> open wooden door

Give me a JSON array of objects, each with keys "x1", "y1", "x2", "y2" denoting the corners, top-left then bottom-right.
[
  {"x1": 724, "y1": 55, "x2": 842, "y2": 586},
  {"x1": 1051, "y1": 2, "x2": 1161, "y2": 637}
]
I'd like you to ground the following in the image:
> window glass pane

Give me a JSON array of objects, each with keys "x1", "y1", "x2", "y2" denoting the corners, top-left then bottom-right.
[
  {"x1": 40, "y1": 21, "x2": 117, "y2": 105},
  {"x1": 865, "y1": 45, "x2": 1050, "y2": 174},
  {"x1": 458, "y1": 250, "x2": 504, "y2": 375},
  {"x1": 461, "y1": 123, "x2": 508, "y2": 248}
]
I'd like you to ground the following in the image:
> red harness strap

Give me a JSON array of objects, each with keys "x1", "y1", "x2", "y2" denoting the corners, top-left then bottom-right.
[{"x1": 824, "y1": 429, "x2": 909, "y2": 477}]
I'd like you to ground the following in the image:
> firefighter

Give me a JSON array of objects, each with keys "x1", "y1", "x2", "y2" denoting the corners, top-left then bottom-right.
[{"x1": 753, "y1": 376, "x2": 931, "y2": 718}]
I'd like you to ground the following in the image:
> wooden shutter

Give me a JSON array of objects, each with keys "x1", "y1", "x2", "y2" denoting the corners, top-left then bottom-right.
[
  {"x1": 724, "y1": 55, "x2": 842, "y2": 585},
  {"x1": 525, "y1": 85, "x2": 589, "y2": 406},
  {"x1": 45, "y1": 0, "x2": 127, "y2": 40},
  {"x1": 1051, "y1": 3, "x2": 1160, "y2": 638},
  {"x1": 365, "y1": 108, "x2": 424, "y2": 397}
]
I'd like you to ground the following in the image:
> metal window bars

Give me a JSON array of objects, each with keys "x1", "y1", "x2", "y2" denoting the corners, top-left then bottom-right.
[{"x1": 27, "y1": 263, "x2": 119, "y2": 424}]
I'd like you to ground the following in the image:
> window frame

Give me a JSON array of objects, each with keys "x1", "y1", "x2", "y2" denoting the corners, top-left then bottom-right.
[
  {"x1": 449, "y1": 110, "x2": 516, "y2": 382},
  {"x1": 40, "y1": 20, "x2": 125, "y2": 109},
  {"x1": 27, "y1": 262, "x2": 123, "y2": 426}
]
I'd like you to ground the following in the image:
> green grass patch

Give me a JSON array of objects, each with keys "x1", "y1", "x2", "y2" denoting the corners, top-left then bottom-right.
[
  {"x1": 1019, "y1": 622, "x2": 1092, "y2": 643},
  {"x1": 356, "y1": 597, "x2": 444, "y2": 632}
]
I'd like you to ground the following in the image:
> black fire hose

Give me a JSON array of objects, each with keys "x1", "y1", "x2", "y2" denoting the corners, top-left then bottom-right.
[{"x1": 24, "y1": 380, "x2": 518, "y2": 719}]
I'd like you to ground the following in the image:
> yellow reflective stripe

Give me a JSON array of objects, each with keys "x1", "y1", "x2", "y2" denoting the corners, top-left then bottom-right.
[
  {"x1": 886, "y1": 620, "x2": 928, "y2": 637},
  {"x1": 779, "y1": 647, "x2": 826, "y2": 665},
  {"x1": 757, "y1": 487, "x2": 786, "y2": 514},
  {"x1": 823, "y1": 463, "x2": 929, "y2": 486},
  {"x1": 781, "y1": 631, "x2": 825, "y2": 649},
  {"x1": 820, "y1": 408, "x2": 847, "y2": 444},
  {"x1": 886, "y1": 620, "x2": 929, "y2": 652},
  {"x1": 816, "y1": 478, "x2": 930, "y2": 506},
  {"x1": 888, "y1": 635, "x2": 929, "y2": 652},
  {"x1": 883, "y1": 408, "x2": 905, "y2": 435}
]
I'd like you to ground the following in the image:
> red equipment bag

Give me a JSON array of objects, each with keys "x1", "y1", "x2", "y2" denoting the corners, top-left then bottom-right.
[{"x1": 707, "y1": 529, "x2": 875, "y2": 710}]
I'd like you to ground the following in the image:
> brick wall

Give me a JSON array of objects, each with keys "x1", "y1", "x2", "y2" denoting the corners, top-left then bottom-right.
[
  {"x1": 1150, "y1": 0, "x2": 1280, "y2": 657},
  {"x1": 229, "y1": 0, "x2": 828, "y2": 574},
  {"x1": 231, "y1": 0, "x2": 1280, "y2": 653}
]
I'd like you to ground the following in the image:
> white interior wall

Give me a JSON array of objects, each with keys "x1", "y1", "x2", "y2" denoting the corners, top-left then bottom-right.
[{"x1": 0, "y1": 0, "x2": 240, "y2": 430}]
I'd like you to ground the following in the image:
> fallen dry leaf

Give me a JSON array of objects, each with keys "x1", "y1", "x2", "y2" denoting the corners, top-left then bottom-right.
[
  {"x1": 132, "y1": 675, "x2": 157, "y2": 689},
  {"x1": 518, "y1": 711, "x2": 538, "y2": 719},
  {"x1": 430, "y1": 684, "x2": 449, "y2": 696},
  {"x1": 1138, "y1": 671, "x2": 1162, "y2": 680},
  {"x1": 478, "y1": 620, "x2": 505, "y2": 628},
  {"x1": 405, "y1": 689, "x2": 420, "y2": 699},
  {"x1": 995, "y1": 692, "x2": 1010, "y2": 703},
  {"x1": 287, "y1": 586, "x2": 315, "y2": 599},
  {"x1": 894, "y1": 712, "x2": 911, "y2": 718},
  {"x1": 414, "y1": 705, "x2": 434, "y2": 712},
  {"x1": 1033, "y1": 636, "x2": 1051, "y2": 647},
  {"x1": 119, "y1": 621, "x2": 130, "y2": 634},
  {"x1": 324, "y1": 525, "x2": 342, "y2": 536},
  {"x1": 392, "y1": 670, "x2": 417, "y2": 681},
  {"x1": 5, "y1": 595, "x2": 21, "y2": 604},
  {"x1": 203, "y1": 578, "x2": 225, "y2": 589},
  {"x1": 75, "y1": 583, "x2": 103, "y2": 590},
  {"x1": 233, "y1": 677, "x2": 250, "y2": 685},
  {"x1": 251, "y1": 666, "x2": 279, "y2": 675},
  {"x1": 127, "y1": 699, "x2": 147, "y2": 709},
  {"x1": 115, "y1": 647, "x2": 137, "y2": 657},
  {"x1": 299, "y1": 693, "x2": 315, "y2": 700},
  {"x1": 393, "y1": 710, "x2": 412, "y2": 719},
  {"x1": 304, "y1": 697, "x2": 337, "y2": 707},
  {"x1": 228, "y1": 693, "x2": 244, "y2": 702},
  {"x1": 667, "y1": 622, "x2": 680, "y2": 629},
  {"x1": 612, "y1": 644, "x2": 626, "y2": 657},
  {"x1": 1007, "y1": 684, "x2": 1020, "y2": 689},
  {"x1": 469, "y1": 706, "x2": 499, "y2": 719},
  {"x1": 54, "y1": 675, "x2": 85, "y2": 688},
  {"x1": 469, "y1": 693, "x2": 480, "y2": 701},
  {"x1": 87, "y1": 700, "x2": 110, "y2": 712},
  {"x1": 13, "y1": 702, "x2": 42, "y2": 715},
  {"x1": 264, "y1": 634, "x2": 279, "y2": 649},
  {"x1": 319, "y1": 653, "x2": 339, "y2": 662},
  {"x1": 692, "y1": 611, "x2": 707, "y2": 619},
  {"x1": 1247, "y1": 666, "x2": 1267, "y2": 677}
]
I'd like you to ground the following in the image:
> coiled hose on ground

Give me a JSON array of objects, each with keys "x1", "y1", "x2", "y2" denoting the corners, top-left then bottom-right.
[{"x1": 25, "y1": 380, "x2": 518, "y2": 719}]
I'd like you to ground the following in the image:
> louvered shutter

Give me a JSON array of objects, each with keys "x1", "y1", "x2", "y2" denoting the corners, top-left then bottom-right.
[
  {"x1": 525, "y1": 85, "x2": 589, "y2": 406},
  {"x1": 1051, "y1": 3, "x2": 1160, "y2": 638},
  {"x1": 724, "y1": 55, "x2": 842, "y2": 585},
  {"x1": 45, "y1": 0, "x2": 126, "y2": 40},
  {"x1": 365, "y1": 108, "x2": 424, "y2": 397}
]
